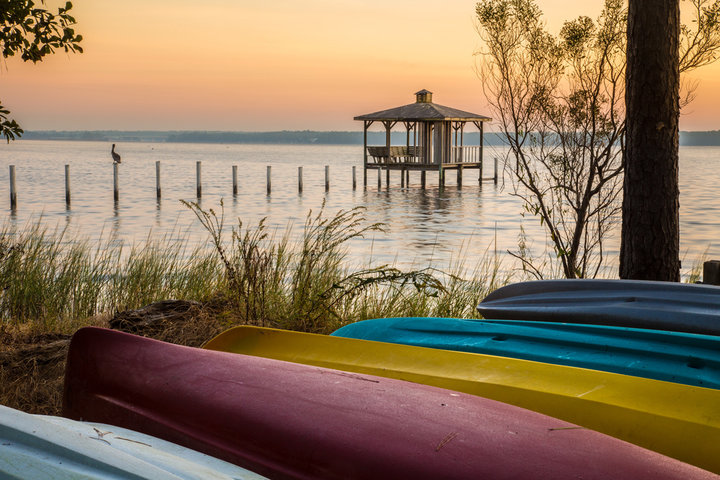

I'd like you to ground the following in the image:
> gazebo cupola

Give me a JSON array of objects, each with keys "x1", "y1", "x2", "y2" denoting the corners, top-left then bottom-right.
[
  {"x1": 354, "y1": 90, "x2": 492, "y2": 187},
  {"x1": 415, "y1": 89, "x2": 432, "y2": 103}
]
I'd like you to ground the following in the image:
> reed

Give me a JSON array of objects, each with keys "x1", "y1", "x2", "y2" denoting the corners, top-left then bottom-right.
[
  {"x1": 0, "y1": 223, "x2": 222, "y2": 332},
  {"x1": 106, "y1": 234, "x2": 223, "y2": 313},
  {"x1": 183, "y1": 201, "x2": 511, "y2": 334},
  {"x1": 2, "y1": 204, "x2": 512, "y2": 335}
]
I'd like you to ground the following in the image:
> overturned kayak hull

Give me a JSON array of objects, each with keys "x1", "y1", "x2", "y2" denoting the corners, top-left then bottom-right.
[
  {"x1": 62, "y1": 327, "x2": 714, "y2": 480},
  {"x1": 205, "y1": 325, "x2": 720, "y2": 474},
  {"x1": 477, "y1": 279, "x2": 720, "y2": 335},
  {"x1": 0, "y1": 404, "x2": 266, "y2": 480},
  {"x1": 331, "y1": 317, "x2": 720, "y2": 388}
]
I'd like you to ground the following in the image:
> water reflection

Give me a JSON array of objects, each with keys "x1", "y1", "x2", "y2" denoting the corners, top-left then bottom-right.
[
  {"x1": 155, "y1": 198, "x2": 162, "y2": 227},
  {"x1": 1, "y1": 141, "x2": 717, "y2": 274}
]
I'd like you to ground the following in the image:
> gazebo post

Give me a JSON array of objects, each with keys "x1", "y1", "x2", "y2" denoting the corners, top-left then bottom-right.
[
  {"x1": 474, "y1": 121, "x2": 484, "y2": 183},
  {"x1": 413, "y1": 122, "x2": 418, "y2": 163},
  {"x1": 383, "y1": 120, "x2": 395, "y2": 187},
  {"x1": 363, "y1": 121, "x2": 369, "y2": 187},
  {"x1": 480, "y1": 121, "x2": 484, "y2": 180}
]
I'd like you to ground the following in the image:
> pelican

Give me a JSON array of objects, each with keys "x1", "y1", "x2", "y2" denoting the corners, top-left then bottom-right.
[{"x1": 111, "y1": 144, "x2": 122, "y2": 164}]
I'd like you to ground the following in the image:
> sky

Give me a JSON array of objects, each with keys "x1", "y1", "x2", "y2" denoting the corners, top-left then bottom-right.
[{"x1": 2, "y1": 0, "x2": 720, "y2": 132}]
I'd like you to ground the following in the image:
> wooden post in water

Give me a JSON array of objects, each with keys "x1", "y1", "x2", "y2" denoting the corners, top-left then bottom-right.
[
  {"x1": 267, "y1": 166, "x2": 271, "y2": 195},
  {"x1": 703, "y1": 260, "x2": 720, "y2": 285},
  {"x1": 494, "y1": 157, "x2": 498, "y2": 185},
  {"x1": 65, "y1": 164, "x2": 71, "y2": 206},
  {"x1": 406, "y1": 169, "x2": 410, "y2": 186},
  {"x1": 457, "y1": 164, "x2": 463, "y2": 187},
  {"x1": 386, "y1": 167, "x2": 390, "y2": 188},
  {"x1": 113, "y1": 163, "x2": 119, "y2": 202},
  {"x1": 232, "y1": 165, "x2": 238, "y2": 195},
  {"x1": 325, "y1": 165, "x2": 329, "y2": 191},
  {"x1": 421, "y1": 170, "x2": 426, "y2": 189},
  {"x1": 196, "y1": 161, "x2": 202, "y2": 198},
  {"x1": 352, "y1": 166, "x2": 357, "y2": 190},
  {"x1": 377, "y1": 168, "x2": 382, "y2": 190},
  {"x1": 155, "y1": 161, "x2": 161, "y2": 199},
  {"x1": 401, "y1": 167, "x2": 406, "y2": 187},
  {"x1": 9, "y1": 165, "x2": 16, "y2": 209},
  {"x1": 298, "y1": 166, "x2": 303, "y2": 193}
]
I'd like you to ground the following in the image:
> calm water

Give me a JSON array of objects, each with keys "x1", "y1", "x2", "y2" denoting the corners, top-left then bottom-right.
[{"x1": 0, "y1": 140, "x2": 717, "y2": 277}]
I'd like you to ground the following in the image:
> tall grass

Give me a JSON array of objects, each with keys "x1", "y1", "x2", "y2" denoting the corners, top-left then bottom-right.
[
  {"x1": 0, "y1": 223, "x2": 222, "y2": 332},
  {"x1": 2, "y1": 204, "x2": 512, "y2": 335},
  {"x1": 184, "y1": 201, "x2": 511, "y2": 334}
]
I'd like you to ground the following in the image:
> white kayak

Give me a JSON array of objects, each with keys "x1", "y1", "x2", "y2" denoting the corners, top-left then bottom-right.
[{"x1": 0, "y1": 404, "x2": 267, "y2": 480}]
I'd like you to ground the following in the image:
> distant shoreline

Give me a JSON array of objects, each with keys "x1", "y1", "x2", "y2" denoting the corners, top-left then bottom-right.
[{"x1": 17, "y1": 130, "x2": 720, "y2": 147}]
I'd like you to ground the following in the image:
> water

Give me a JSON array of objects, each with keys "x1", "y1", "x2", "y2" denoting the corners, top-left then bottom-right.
[{"x1": 0, "y1": 140, "x2": 717, "y2": 276}]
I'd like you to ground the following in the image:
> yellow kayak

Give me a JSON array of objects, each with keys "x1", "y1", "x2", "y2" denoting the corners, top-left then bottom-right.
[{"x1": 205, "y1": 326, "x2": 720, "y2": 473}]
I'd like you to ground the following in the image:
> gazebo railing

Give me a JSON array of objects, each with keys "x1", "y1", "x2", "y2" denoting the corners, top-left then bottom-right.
[
  {"x1": 450, "y1": 146, "x2": 481, "y2": 163},
  {"x1": 366, "y1": 146, "x2": 421, "y2": 163},
  {"x1": 366, "y1": 145, "x2": 482, "y2": 165}
]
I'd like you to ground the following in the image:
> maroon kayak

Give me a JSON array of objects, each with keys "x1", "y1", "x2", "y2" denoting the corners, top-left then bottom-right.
[{"x1": 63, "y1": 327, "x2": 714, "y2": 480}]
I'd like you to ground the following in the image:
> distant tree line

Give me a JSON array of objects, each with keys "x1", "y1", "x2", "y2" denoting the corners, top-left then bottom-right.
[
  {"x1": 21, "y1": 130, "x2": 508, "y2": 146},
  {"x1": 18, "y1": 129, "x2": 720, "y2": 146},
  {"x1": 679, "y1": 130, "x2": 720, "y2": 146}
]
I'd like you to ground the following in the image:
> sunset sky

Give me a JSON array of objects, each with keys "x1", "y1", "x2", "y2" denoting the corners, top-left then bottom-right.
[{"x1": 3, "y1": 0, "x2": 720, "y2": 132}]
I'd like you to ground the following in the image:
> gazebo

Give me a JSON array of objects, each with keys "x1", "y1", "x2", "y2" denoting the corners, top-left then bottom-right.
[{"x1": 354, "y1": 89, "x2": 491, "y2": 187}]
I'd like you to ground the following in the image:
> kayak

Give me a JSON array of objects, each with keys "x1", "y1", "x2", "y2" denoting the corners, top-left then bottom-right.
[
  {"x1": 61, "y1": 327, "x2": 714, "y2": 480},
  {"x1": 0, "y1": 404, "x2": 266, "y2": 480},
  {"x1": 205, "y1": 325, "x2": 720, "y2": 474},
  {"x1": 331, "y1": 317, "x2": 720, "y2": 388},
  {"x1": 477, "y1": 279, "x2": 720, "y2": 335}
]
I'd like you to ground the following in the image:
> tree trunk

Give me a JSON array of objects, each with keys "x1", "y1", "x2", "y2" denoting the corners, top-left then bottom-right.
[{"x1": 620, "y1": 0, "x2": 681, "y2": 281}]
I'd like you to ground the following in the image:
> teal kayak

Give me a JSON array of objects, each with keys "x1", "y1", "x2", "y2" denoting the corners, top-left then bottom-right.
[
  {"x1": 331, "y1": 317, "x2": 720, "y2": 389},
  {"x1": 0, "y1": 404, "x2": 267, "y2": 480},
  {"x1": 476, "y1": 279, "x2": 720, "y2": 336}
]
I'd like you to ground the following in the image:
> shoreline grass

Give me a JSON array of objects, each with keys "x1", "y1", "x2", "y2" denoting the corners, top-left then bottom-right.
[
  {"x1": 0, "y1": 203, "x2": 511, "y2": 415},
  {"x1": 1, "y1": 204, "x2": 510, "y2": 336}
]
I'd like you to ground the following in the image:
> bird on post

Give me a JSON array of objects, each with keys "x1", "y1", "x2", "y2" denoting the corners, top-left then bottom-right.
[{"x1": 111, "y1": 144, "x2": 122, "y2": 164}]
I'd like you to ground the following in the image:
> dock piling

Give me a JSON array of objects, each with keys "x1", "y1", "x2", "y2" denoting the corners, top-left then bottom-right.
[
  {"x1": 156, "y1": 161, "x2": 161, "y2": 199},
  {"x1": 267, "y1": 166, "x2": 271, "y2": 195},
  {"x1": 352, "y1": 166, "x2": 357, "y2": 190},
  {"x1": 704, "y1": 261, "x2": 720, "y2": 285},
  {"x1": 9, "y1": 165, "x2": 16, "y2": 209},
  {"x1": 113, "y1": 163, "x2": 119, "y2": 202},
  {"x1": 325, "y1": 165, "x2": 329, "y2": 191},
  {"x1": 232, "y1": 165, "x2": 238, "y2": 195},
  {"x1": 298, "y1": 166, "x2": 303, "y2": 193},
  {"x1": 65, "y1": 165, "x2": 71, "y2": 206},
  {"x1": 196, "y1": 161, "x2": 202, "y2": 198}
]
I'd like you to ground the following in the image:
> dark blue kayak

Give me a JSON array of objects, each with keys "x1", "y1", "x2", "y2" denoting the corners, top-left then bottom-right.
[
  {"x1": 477, "y1": 279, "x2": 720, "y2": 336},
  {"x1": 331, "y1": 317, "x2": 720, "y2": 389}
]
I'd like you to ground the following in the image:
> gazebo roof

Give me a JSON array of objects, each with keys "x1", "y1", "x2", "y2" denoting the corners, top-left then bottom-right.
[{"x1": 354, "y1": 90, "x2": 491, "y2": 123}]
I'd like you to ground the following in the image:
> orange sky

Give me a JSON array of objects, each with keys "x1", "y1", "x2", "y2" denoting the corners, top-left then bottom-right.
[{"x1": 2, "y1": 0, "x2": 719, "y2": 131}]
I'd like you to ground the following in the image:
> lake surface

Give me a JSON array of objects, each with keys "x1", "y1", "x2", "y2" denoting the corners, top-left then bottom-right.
[{"x1": 0, "y1": 140, "x2": 718, "y2": 278}]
